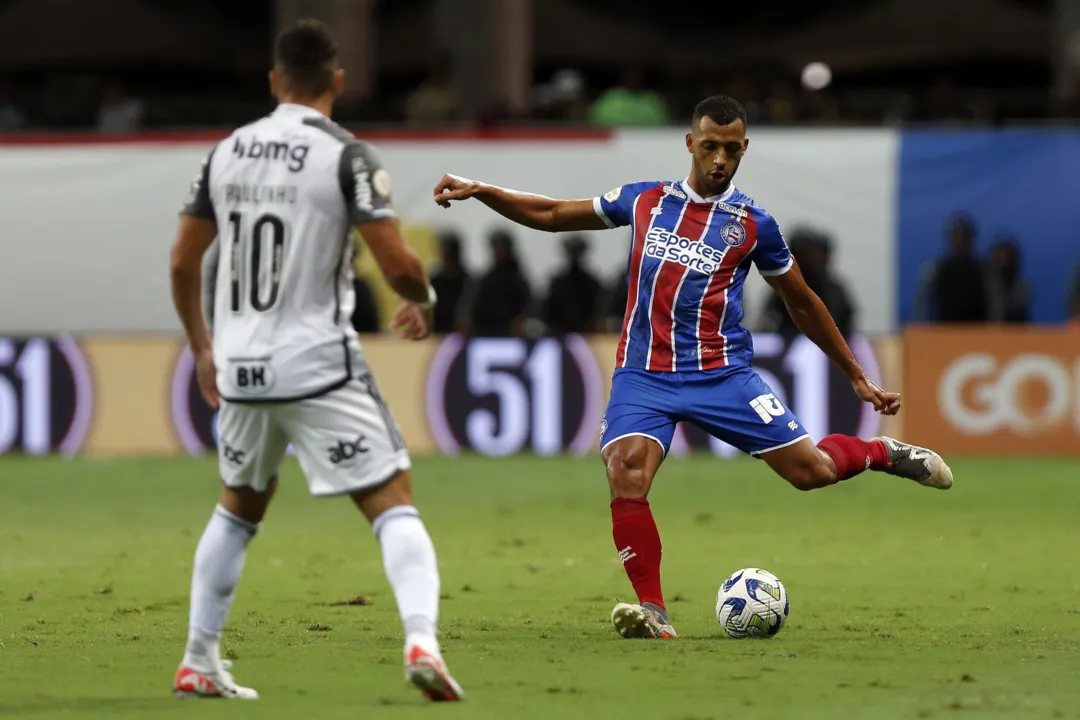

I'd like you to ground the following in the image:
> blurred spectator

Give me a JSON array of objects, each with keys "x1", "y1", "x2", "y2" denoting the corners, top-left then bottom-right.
[
  {"x1": 762, "y1": 79, "x2": 798, "y2": 124},
  {"x1": 0, "y1": 80, "x2": 25, "y2": 131},
  {"x1": 468, "y1": 230, "x2": 531, "y2": 337},
  {"x1": 1068, "y1": 263, "x2": 1080, "y2": 323},
  {"x1": 601, "y1": 237, "x2": 633, "y2": 332},
  {"x1": 604, "y1": 272, "x2": 629, "y2": 333},
  {"x1": 348, "y1": 242, "x2": 380, "y2": 334},
  {"x1": 542, "y1": 235, "x2": 602, "y2": 335},
  {"x1": 588, "y1": 68, "x2": 670, "y2": 127},
  {"x1": 96, "y1": 81, "x2": 144, "y2": 133},
  {"x1": 404, "y1": 52, "x2": 466, "y2": 127},
  {"x1": 350, "y1": 245, "x2": 381, "y2": 334},
  {"x1": 429, "y1": 231, "x2": 472, "y2": 334},
  {"x1": 917, "y1": 214, "x2": 988, "y2": 323},
  {"x1": 533, "y1": 69, "x2": 589, "y2": 123},
  {"x1": 761, "y1": 228, "x2": 856, "y2": 337},
  {"x1": 350, "y1": 277, "x2": 380, "y2": 334},
  {"x1": 984, "y1": 236, "x2": 1031, "y2": 324},
  {"x1": 41, "y1": 72, "x2": 99, "y2": 128}
]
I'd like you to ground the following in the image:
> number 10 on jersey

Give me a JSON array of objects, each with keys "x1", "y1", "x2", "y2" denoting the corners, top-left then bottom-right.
[{"x1": 228, "y1": 211, "x2": 289, "y2": 314}]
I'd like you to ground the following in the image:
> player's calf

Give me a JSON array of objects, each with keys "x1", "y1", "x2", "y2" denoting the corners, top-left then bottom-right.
[
  {"x1": 603, "y1": 436, "x2": 669, "y2": 614},
  {"x1": 761, "y1": 437, "x2": 842, "y2": 491}
]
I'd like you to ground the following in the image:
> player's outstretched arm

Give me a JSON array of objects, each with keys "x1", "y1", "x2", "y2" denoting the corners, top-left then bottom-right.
[
  {"x1": 433, "y1": 173, "x2": 607, "y2": 232},
  {"x1": 356, "y1": 218, "x2": 436, "y2": 340},
  {"x1": 764, "y1": 262, "x2": 901, "y2": 416}
]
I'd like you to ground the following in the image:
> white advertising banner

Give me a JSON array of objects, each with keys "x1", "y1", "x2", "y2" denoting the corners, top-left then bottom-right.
[{"x1": 0, "y1": 129, "x2": 896, "y2": 334}]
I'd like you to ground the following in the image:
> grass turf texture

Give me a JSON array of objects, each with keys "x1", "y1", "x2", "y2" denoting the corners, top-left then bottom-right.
[{"x1": 1, "y1": 455, "x2": 1079, "y2": 719}]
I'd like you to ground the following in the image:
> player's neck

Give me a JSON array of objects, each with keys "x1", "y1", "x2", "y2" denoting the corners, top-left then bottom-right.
[
  {"x1": 277, "y1": 95, "x2": 334, "y2": 119},
  {"x1": 685, "y1": 174, "x2": 730, "y2": 201}
]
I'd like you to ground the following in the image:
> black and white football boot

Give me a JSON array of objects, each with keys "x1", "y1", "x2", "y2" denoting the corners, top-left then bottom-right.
[{"x1": 873, "y1": 436, "x2": 953, "y2": 489}]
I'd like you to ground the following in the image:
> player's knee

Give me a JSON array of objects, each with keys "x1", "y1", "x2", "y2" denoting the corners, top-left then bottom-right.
[
  {"x1": 604, "y1": 444, "x2": 650, "y2": 499},
  {"x1": 784, "y1": 458, "x2": 837, "y2": 491}
]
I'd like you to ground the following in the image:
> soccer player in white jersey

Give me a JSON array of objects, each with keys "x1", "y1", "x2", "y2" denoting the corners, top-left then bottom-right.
[{"x1": 168, "y1": 20, "x2": 464, "y2": 702}]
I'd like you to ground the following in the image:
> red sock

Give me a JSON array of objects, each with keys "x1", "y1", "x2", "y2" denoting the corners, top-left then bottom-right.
[
  {"x1": 611, "y1": 498, "x2": 665, "y2": 610},
  {"x1": 817, "y1": 434, "x2": 889, "y2": 480}
]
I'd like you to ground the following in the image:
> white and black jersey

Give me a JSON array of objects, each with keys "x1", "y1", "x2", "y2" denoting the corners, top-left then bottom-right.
[{"x1": 181, "y1": 103, "x2": 394, "y2": 402}]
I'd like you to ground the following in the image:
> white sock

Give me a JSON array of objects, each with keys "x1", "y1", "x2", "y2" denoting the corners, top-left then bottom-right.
[
  {"x1": 181, "y1": 505, "x2": 257, "y2": 671},
  {"x1": 372, "y1": 506, "x2": 441, "y2": 655}
]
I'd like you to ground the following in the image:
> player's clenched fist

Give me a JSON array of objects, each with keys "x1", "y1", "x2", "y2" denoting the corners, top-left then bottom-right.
[
  {"x1": 434, "y1": 174, "x2": 481, "y2": 207},
  {"x1": 851, "y1": 375, "x2": 901, "y2": 416}
]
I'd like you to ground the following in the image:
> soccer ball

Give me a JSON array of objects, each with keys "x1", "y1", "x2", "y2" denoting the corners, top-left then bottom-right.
[{"x1": 715, "y1": 567, "x2": 789, "y2": 638}]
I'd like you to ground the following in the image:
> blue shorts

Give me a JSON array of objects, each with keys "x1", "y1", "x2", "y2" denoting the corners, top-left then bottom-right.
[{"x1": 599, "y1": 366, "x2": 809, "y2": 457}]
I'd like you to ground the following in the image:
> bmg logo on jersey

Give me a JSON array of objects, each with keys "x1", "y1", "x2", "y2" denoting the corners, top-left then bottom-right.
[
  {"x1": 328, "y1": 434, "x2": 370, "y2": 464},
  {"x1": 352, "y1": 157, "x2": 374, "y2": 213},
  {"x1": 232, "y1": 136, "x2": 310, "y2": 173},
  {"x1": 644, "y1": 227, "x2": 724, "y2": 274}
]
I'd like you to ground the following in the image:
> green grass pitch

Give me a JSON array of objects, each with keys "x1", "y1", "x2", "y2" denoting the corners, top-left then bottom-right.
[{"x1": 2, "y1": 454, "x2": 1079, "y2": 719}]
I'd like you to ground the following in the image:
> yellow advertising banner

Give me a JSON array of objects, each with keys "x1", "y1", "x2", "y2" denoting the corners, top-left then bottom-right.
[
  {"x1": 903, "y1": 326, "x2": 1080, "y2": 456},
  {"x1": 0, "y1": 334, "x2": 901, "y2": 458}
]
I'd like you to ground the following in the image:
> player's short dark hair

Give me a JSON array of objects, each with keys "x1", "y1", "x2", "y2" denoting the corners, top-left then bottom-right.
[
  {"x1": 274, "y1": 19, "x2": 339, "y2": 98},
  {"x1": 693, "y1": 95, "x2": 748, "y2": 128}
]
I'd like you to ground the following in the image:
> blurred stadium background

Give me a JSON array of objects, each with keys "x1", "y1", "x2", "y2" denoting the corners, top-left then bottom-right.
[
  {"x1": 2, "y1": 1, "x2": 1080, "y2": 716},
  {"x1": 1, "y1": 0, "x2": 1078, "y2": 459}
]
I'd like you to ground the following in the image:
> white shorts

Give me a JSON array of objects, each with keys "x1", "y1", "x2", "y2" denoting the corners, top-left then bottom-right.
[{"x1": 217, "y1": 375, "x2": 411, "y2": 496}]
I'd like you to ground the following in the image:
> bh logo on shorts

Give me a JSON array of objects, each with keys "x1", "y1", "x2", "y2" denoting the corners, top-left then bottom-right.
[{"x1": 720, "y1": 221, "x2": 746, "y2": 248}]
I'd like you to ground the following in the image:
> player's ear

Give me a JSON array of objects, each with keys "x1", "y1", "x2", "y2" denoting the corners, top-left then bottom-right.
[
  {"x1": 743, "y1": 137, "x2": 750, "y2": 153},
  {"x1": 268, "y1": 69, "x2": 280, "y2": 98},
  {"x1": 685, "y1": 132, "x2": 693, "y2": 152},
  {"x1": 332, "y1": 68, "x2": 345, "y2": 97}
]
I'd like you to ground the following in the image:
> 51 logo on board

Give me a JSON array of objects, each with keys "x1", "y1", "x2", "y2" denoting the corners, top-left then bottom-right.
[
  {"x1": 0, "y1": 336, "x2": 93, "y2": 455},
  {"x1": 425, "y1": 335, "x2": 604, "y2": 456}
]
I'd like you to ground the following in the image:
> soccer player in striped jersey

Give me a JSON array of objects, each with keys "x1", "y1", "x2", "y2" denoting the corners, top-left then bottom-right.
[{"x1": 433, "y1": 95, "x2": 953, "y2": 640}]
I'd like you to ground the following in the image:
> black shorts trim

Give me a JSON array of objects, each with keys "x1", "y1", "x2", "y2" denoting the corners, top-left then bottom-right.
[{"x1": 220, "y1": 372, "x2": 351, "y2": 404}]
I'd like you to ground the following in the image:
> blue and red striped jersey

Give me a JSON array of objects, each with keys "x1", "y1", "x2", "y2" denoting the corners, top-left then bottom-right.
[{"x1": 592, "y1": 179, "x2": 793, "y2": 372}]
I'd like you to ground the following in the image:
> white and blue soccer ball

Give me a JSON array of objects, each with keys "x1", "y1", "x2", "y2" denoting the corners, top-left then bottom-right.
[{"x1": 715, "y1": 567, "x2": 789, "y2": 638}]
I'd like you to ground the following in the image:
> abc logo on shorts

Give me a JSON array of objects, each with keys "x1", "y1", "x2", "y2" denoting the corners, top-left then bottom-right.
[
  {"x1": 425, "y1": 334, "x2": 605, "y2": 456},
  {"x1": 0, "y1": 336, "x2": 93, "y2": 455}
]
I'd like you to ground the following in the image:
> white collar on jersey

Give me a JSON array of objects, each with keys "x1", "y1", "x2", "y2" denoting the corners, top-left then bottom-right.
[
  {"x1": 272, "y1": 102, "x2": 328, "y2": 119},
  {"x1": 679, "y1": 178, "x2": 736, "y2": 204}
]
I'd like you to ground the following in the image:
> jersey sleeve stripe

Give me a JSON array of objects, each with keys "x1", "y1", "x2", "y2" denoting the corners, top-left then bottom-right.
[
  {"x1": 592, "y1": 196, "x2": 616, "y2": 229},
  {"x1": 758, "y1": 254, "x2": 794, "y2": 276}
]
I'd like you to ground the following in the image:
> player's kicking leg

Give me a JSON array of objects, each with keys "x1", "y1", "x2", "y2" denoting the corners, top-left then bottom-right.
[
  {"x1": 690, "y1": 366, "x2": 953, "y2": 492},
  {"x1": 760, "y1": 435, "x2": 953, "y2": 491}
]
